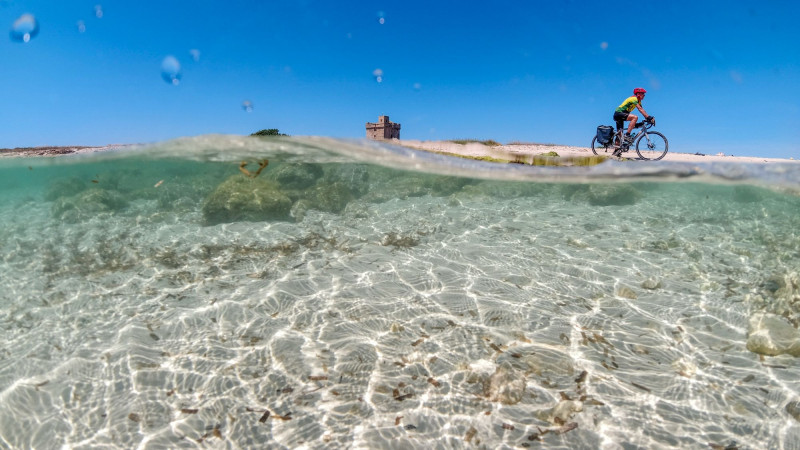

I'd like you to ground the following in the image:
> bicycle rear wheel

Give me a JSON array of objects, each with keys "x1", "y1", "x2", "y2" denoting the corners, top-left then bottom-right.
[
  {"x1": 591, "y1": 136, "x2": 613, "y2": 156},
  {"x1": 635, "y1": 132, "x2": 668, "y2": 160}
]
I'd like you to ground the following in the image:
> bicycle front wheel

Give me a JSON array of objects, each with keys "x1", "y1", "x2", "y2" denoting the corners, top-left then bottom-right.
[
  {"x1": 635, "y1": 132, "x2": 668, "y2": 160},
  {"x1": 591, "y1": 136, "x2": 612, "y2": 156}
]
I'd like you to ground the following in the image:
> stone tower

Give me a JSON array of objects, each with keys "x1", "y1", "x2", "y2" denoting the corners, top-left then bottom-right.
[{"x1": 366, "y1": 115, "x2": 400, "y2": 140}]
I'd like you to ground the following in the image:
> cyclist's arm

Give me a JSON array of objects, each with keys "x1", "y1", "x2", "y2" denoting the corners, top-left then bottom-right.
[{"x1": 636, "y1": 104, "x2": 649, "y2": 118}]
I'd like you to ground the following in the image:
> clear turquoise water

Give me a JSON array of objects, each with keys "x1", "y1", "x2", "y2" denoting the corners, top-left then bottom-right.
[{"x1": 1, "y1": 135, "x2": 800, "y2": 449}]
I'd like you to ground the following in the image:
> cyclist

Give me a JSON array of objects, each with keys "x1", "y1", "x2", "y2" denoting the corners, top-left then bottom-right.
[{"x1": 613, "y1": 87, "x2": 655, "y2": 153}]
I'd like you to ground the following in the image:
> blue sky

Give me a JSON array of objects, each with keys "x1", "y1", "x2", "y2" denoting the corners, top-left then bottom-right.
[{"x1": 1, "y1": 0, "x2": 798, "y2": 158}]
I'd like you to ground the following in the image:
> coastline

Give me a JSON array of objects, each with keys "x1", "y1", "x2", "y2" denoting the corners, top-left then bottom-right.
[
  {"x1": 2, "y1": 141, "x2": 797, "y2": 165},
  {"x1": 398, "y1": 140, "x2": 800, "y2": 164},
  {"x1": 0, "y1": 145, "x2": 129, "y2": 158}
]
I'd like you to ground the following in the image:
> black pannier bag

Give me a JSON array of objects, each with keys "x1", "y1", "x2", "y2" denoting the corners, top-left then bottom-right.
[{"x1": 596, "y1": 125, "x2": 614, "y2": 146}]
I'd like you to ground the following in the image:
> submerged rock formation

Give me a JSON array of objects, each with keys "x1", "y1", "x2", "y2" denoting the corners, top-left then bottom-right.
[
  {"x1": 268, "y1": 163, "x2": 324, "y2": 190},
  {"x1": 51, "y1": 188, "x2": 128, "y2": 223},
  {"x1": 484, "y1": 361, "x2": 526, "y2": 405},
  {"x1": 561, "y1": 183, "x2": 642, "y2": 206},
  {"x1": 202, "y1": 175, "x2": 292, "y2": 224},
  {"x1": 746, "y1": 313, "x2": 800, "y2": 357}
]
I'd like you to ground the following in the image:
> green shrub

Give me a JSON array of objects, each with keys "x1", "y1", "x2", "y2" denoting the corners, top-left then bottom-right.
[
  {"x1": 448, "y1": 139, "x2": 502, "y2": 146},
  {"x1": 250, "y1": 129, "x2": 287, "y2": 137}
]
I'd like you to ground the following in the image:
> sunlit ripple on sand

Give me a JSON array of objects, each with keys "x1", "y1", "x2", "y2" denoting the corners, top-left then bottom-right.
[{"x1": 0, "y1": 139, "x2": 799, "y2": 449}]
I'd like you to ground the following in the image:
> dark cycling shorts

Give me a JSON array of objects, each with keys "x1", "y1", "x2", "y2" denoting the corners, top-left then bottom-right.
[{"x1": 613, "y1": 111, "x2": 632, "y2": 130}]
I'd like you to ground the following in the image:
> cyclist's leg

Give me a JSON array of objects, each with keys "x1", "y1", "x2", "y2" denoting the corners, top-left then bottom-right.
[
  {"x1": 613, "y1": 112, "x2": 626, "y2": 132},
  {"x1": 613, "y1": 112, "x2": 626, "y2": 146},
  {"x1": 626, "y1": 114, "x2": 637, "y2": 135}
]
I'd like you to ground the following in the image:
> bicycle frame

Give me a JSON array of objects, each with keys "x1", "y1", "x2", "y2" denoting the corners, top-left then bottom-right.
[
  {"x1": 614, "y1": 121, "x2": 649, "y2": 147},
  {"x1": 592, "y1": 120, "x2": 668, "y2": 160}
]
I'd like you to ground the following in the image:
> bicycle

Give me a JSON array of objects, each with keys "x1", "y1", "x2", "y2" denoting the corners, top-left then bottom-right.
[{"x1": 591, "y1": 120, "x2": 669, "y2": 161}]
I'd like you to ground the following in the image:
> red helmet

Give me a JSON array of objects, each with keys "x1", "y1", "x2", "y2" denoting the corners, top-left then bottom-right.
[{"x1": 633, "y1": 87, "x2": 647, "y2": 95}]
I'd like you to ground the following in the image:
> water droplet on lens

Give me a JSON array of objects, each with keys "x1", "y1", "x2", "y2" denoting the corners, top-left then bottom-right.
[
  {"x1": 600, "y1": 41, "x2": 608, "y2": 50},
  {"x1": 10, "y1": 13, "x2": 39, "y2": 43},
  {"x1": 377, "y1": 11, "x2": 385, "y2": 24},
  {"x1": 77, "y1": 20, "x2": 86, "y2": 33},
  {"x1": 94, "y1": 5, "x2": 103, "y2": 18},
  {"x1": 373, "y1": 68, "x2": 383, "y2": 83},
  {"x1": 242, "y1": 100, "x2": 253, "y2": 112},
  {"x1": 189, "y1": 49, "x2": 201, "y2": 62},
  {"x1": 161, "y1": 56, "x2": 182, "y2": 85}
]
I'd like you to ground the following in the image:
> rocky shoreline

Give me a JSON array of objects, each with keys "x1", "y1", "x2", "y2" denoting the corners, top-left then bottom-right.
[{"x1": 0, "y1": 145, "x2": 128, "y2": 158}]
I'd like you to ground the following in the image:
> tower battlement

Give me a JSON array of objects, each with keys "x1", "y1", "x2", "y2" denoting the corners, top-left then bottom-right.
[{"x1": 366, "y1": 115, "x2": 400, "y2": 140}]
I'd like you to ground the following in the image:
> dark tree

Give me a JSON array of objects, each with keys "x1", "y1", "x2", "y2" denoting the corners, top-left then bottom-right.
[{"x1": 250, "y1": 129, "x2": 287, "y2": 136}]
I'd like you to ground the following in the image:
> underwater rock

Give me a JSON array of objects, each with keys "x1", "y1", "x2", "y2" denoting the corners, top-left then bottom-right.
[
  {"x1": 381, "y1": 232, "x2": 420, "y2": 249},
  {"x1": 425, "y1": 175, "x2": 472, "y2": 196},
  {"x1": 202, "y1": 175, "x2": 292, "y2": 224},
  {"x1": 641, "y1": 278, "x2": 662, "y2": 290},
  {"x1": 342, "y1": 202, "x2": 370, "y2": 219},
  {"x1": 616, "y1": 285, "x2": 638, "y2": 299},
  {"x1": 746, "y1": 313, "x2": 800, "y2": 357},
  {"x1": 51, "y1": 188, "x2": 129, "y2": 223},
  {"x1": 484, "y1": 361, "x2": 526, "y2": 405},
  {"x1": 563, "y1": 184, "x2": 641, "y2": 206},
  {"x1": 787, "y1": 400, "x2": 800, "y2": 422},
  {"x1": 44, "y1": 177, "x2": 89, "y2": 201},
  {"x1": 749, "y1": 272, "x2": 800, "y2": 327},
  {"x1": 538, "y1": 400, "x2": 583, "y2": 425},
  {"x1": 290, "y1": 199, "x2": 311, "y2": 222},
  {"x1": 268, "y1": 163, "x2": 324, "y2": 190},
  {"x1": 523, "y1": 348, "x2": 575, "y2": 379},
  {"x1": 566, "y1": 237, "x2": 589, "y2": 249},
  {"x1": 303, "y1": 182, "x2": 355, "y2": 213},
  {"x1": 155, "y1": 183, "x2": 206, "y2": 211},
  {"x1": 586, "y1": 184, "x2": 642, "y2": 206},
  {"x1": 560, "y1": 184, "x2": 589, "y2": 200},
  {"x1": 322, "y1": 164, "x2": 371, "y2": 196},
  {"x1": 672, "y1": 357, "x2": 697, "y2": 378},
  {"x1": 774, "y1": 272, "x2": 800, "y2": 302}
]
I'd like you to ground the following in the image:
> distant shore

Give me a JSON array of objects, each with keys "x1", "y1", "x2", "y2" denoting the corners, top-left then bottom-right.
[
  {"x1": 399, "y1": 140, "x2": 799, "y2": 164},
  {"x1": 0, "y1": 145, "x2": 125, "y2": 158},
  {"x1": 2, "y1": 141, "x2": 797, "y2": 165}
]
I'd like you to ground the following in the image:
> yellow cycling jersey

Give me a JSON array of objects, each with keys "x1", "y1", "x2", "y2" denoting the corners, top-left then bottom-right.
[{"x1": 615, "y1": 96, "x2": 639, "y2": 113}]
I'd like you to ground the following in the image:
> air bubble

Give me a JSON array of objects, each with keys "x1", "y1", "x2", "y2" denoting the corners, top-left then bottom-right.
[
  {"x1": 242, "y1": 100, "x2": 253, "y2": 112},
  {"x1": 10, "y1": 13, "x2": 38, "y2": 43},
  {"x1": 161, "y1": 56, "x2": 182, "y2": 85},
  {"x1": 373, "y1": 68, "x2": 383, "y2": 83}
]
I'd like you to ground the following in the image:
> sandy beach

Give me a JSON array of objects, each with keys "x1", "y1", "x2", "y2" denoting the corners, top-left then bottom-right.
[
  {"x1": 2, "y1": 141, "x2": 797, "y2": 165},
  {"x1": 0, "y1": 146, "x2": 125, "y2": 158},
  {"x1": 399, "y1": 140, "x2": 799, "y2": 164}
]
